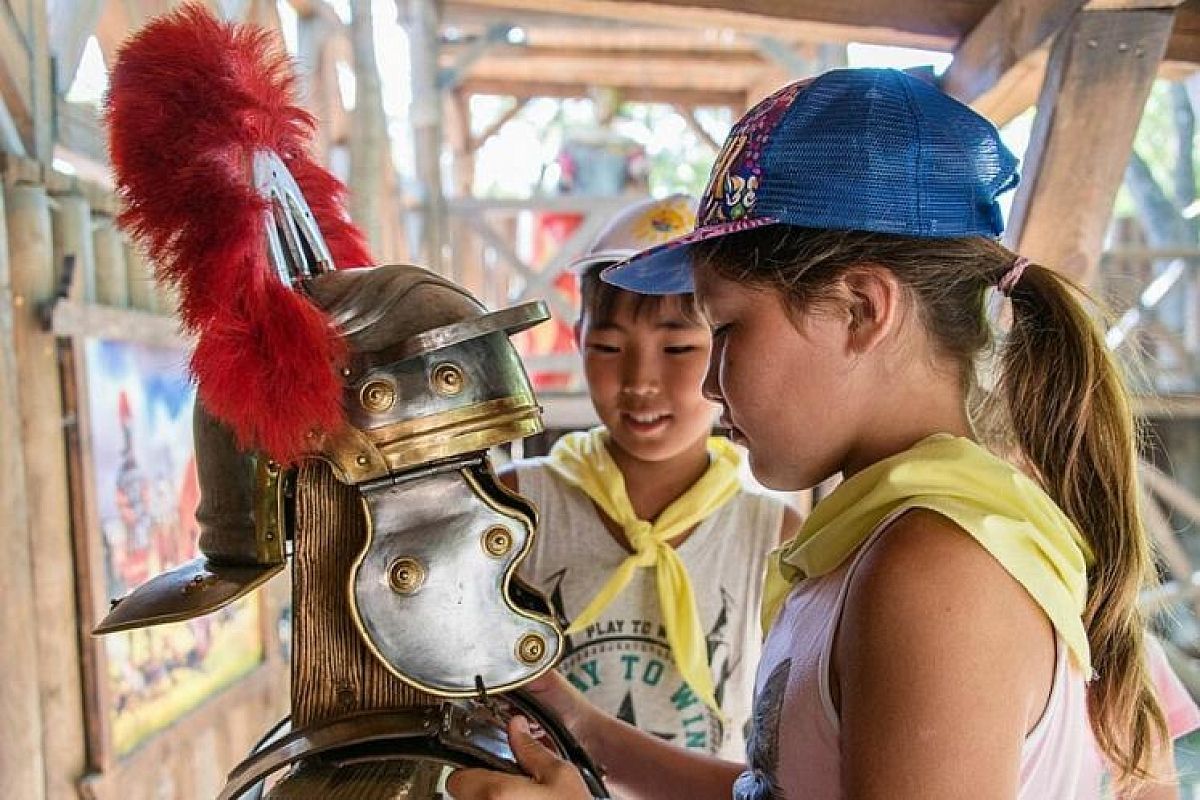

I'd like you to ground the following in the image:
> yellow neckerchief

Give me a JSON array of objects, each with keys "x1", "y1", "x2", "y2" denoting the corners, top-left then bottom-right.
[
  {"x1": 761, "y1": 434, "x2": 1095, "y2": 674},
  {"x1": 545, "y1": 426, "x2": 743, "y2": 713}
]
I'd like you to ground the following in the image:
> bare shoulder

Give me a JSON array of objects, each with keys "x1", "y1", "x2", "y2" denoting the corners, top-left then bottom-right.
[
  {"x1": 841, "y1": 508, "x2": 1053, "y2": 658},
  {"x1": 834, "y1": 508, "x2": 1057, "y2": 796},
  {"x1": 838, "y1": 506, "x2": 1055, "y2": 713},
  {"x1": 847, "y1": 508, "x2": 1044, "y2": 612}
]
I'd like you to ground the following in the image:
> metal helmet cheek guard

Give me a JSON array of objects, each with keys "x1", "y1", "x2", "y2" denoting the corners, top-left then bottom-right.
[{"x1": 94, "y1": 6, "x2": 604, "y2": 798}]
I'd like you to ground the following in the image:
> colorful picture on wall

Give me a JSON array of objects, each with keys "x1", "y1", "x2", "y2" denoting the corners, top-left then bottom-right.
[{"x1": 81, "y1": 339, "x2": 263, "y2": 757}]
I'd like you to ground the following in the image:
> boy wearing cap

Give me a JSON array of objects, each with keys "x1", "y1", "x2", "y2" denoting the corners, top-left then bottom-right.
[{"x1": 499, "y1": 194, "x2": 797, "y2": 766}]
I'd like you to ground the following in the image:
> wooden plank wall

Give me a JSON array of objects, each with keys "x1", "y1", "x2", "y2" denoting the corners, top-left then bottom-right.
[{"x1": 0, "y1": 151, "x2": 290, "y2": 800}]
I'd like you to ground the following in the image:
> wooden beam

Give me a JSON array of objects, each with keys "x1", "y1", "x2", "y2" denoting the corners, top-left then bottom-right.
[
  {"x1": 242, "y1": 0, "x2": 286, "y2": 31},
  {"x1": 409, "y1": 0, "x2": 447, "y2": 271},
  {"x1": 93, "y1": 0, "x2": 131, "y2": 67},
  {"x1": 48, "y1": 0, "x2": 106, "y2": 99},
  {"x1": 943, "y1": 0, "x2": 1085, "y2": 110},
  {"x1": 56, "y1": 99, "x2": 105, "y2": 165},
  {"x1": 0, "y1": 178, "x2": 46, "y2": 800},
  {"x1": 1085, "y1": 0, "x2": 1188, "y2": 9},
  {"x1": 459, "y1": 78, "x2": 747, "y2": 107},
  {"x1": 1006, "y1": 9, "x2": 1176, "y2": 284},
  {"x1": 0, "y1": 94, "x2": 28, "y2": 155},
  {"x1": 442, "y1": 42, "x2": 766, "y2": 64},
  {"x1": 464, "y1": 51, "x2": 767, "y2": 92},
  {"x1": 449, "y1": 196, "x2": 628, "y2": 213},
  {"x1": 512, "y1": 25, "x2": 765, "y2": 52},
  {"x1": 676, "y1": 105, "x2": 720, "y2": 151},
  {"x1": 438, "y1": 22, "x2": 510, "y2": 91},
  {"x1": 459, "y1": 212, "x2": 577, "y2": 320},
  {"x1": 295, "y1": 5, "x2": 347, "y2": 156},
  {"x1": 27, "y1": 0, "x2": 52, "y2": 161},
  {"x1": 445, "y1": 87, "x2": 473, "y2": 191},
  {"x1": 446, "y1": 0, "x2": 986, "y2": 51},
  {"x1": 348, "y1": 0, "x2": 390, "y2": 258},
  {"x1": 949, "y1": 3, "x2": 1200, "y2": 125},
  {"x1": 0, "y1": 3, "x2": 33, "y2": 154},
  {"x1": 7, "y1": 180, "x2": 85, "y2": 798},
  {"x1": 753, "y1": 36, "x2": 818, "y2": 77},
  {"x1": 1165, "y1": 2, "x2": 1200, "y2": 64},
  {"x1": 91, "y1": 216, "x2": 129, "y2": 307},
  {"x1": 469, "y1": 97, "x2": 528, "y2": 152}
]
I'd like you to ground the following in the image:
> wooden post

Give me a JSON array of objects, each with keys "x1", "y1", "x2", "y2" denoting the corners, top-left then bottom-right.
[
  {"x1": 408, "y1": 0, "x2": 446, "y2": 273},
  {"x1": 348, "y1": 0, "x2": 389, "y2": 259},
  {"x1": 445, "y1": 87, "x2": 478, "y2": 289},
  {"x1": 52, "y1": 193, "x2": 97, "y2": 303},
  {"x1": 296, "y1": 7, "x2": 338, "y2": 158},
  {"x1": 92, "y1": 215, "x2": 129, "y2": 308},
  {"x1": 0, "y1": 182, "x2": 48, "y2": 800},
  {"x1": 6, "y1": 181, "x2": 86, "y2": 800},
  {"x1": 1006, "y1": 9, "x2": 1176, "y2": 284},
  {"x1": 28, "y1": 0, "x2": 52, "y2": 163},
  {"x1": 155, "y1": 278, "x2": 178, "y2": 317},
  {"x1": 124, "y1": 243, "x2": 157, "y2": 313}
]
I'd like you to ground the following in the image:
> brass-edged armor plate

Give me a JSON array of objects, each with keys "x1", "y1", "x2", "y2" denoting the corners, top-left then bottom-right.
[{"x1": 349, "y1": 460, "x2": 562, "y2": 695}]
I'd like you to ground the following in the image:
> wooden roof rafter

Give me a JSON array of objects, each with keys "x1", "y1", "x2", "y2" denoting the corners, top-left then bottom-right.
[
  {"x1": 945, "y1": 0, "x2": 1194, "y2": 125},
  {"x1": 455, "y1": 50, "x2": 774, "y2": 93},
  {"x1": 445, "y1": 0, "x2": 1200, "y2": 127},
  {"x1": 444, "y1": 0, "x2": 992, "y2": 50},
  {"x1": 458, "y1": 77, "x2": 748, "y2": 107}
]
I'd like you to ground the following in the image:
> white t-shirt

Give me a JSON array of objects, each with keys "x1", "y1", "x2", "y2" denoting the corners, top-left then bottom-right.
[{"x1": 515, "y1": 459, "x2": 785, "y2": 763}]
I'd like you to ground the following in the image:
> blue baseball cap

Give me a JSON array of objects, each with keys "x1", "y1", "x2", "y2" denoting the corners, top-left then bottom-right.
[{"x1": 603, "y1": 68, "x2": 1020, "y2": 295}]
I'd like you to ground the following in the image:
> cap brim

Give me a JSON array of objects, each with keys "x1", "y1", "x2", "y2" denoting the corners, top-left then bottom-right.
[
  {"x1": 601, "y1": 217, "x2": 779, "y2": 295},
  {"x1": 569, "y1": 250, "x2": 636, "y2": 274}
]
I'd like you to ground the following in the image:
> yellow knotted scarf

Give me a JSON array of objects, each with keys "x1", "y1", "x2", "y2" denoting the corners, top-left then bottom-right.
[
  {"x1": 546, "y1": 427, "x2": 742, "y2": 712},
  {"x1": 761, "y1": 434, "x2": 1095, "y2": 674}
]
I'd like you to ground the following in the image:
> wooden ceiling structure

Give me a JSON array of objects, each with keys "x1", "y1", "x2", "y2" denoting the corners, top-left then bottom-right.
[
  {"x1": 1, "y1": 0, "x2": 1198, "y2": 282},
  {"x1": 4, "y1": 5, "x2": 1200, "y2": 799},
  {"x1": 441, "y1": 0, "x2": 1200, "y2": 121},
  {"x1": 419, "y1": 0, "x2": 1200, "y2": 289}
]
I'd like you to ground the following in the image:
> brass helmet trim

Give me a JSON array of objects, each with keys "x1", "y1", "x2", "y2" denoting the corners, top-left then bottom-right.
[{"x1": 322, "y1": 395, "x2": 543, "y2": 484}]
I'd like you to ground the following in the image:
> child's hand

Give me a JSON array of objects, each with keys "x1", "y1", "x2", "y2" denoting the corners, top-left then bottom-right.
[
  {"x1": 521, "y1": 669, "x2": 592, "y2": 732},
  {"x1": 446, "y1": 715, "x2": 594, "y2": 800}
]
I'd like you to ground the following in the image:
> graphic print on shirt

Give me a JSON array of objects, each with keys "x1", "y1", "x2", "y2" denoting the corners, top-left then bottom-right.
[
  {"x1": 733, "y1": 657, "x2": 791, "y2": 800},
  {"x1": 543, "y1": 568, "x2": 740, "y2": 754}
]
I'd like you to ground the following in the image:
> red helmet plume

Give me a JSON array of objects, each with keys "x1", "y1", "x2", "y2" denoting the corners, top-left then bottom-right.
[{"x1": 106, "y1": 3, "x2": 373, "y2": 462}]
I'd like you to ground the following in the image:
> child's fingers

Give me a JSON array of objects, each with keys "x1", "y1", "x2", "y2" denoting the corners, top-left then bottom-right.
[
  {"x1": 443, "y1": 717, "x2": 592, "y2": 800},
  {"x1": 445, "y1": 767, "x2": 528, "y2": 799},
  {"x1": 507, "y1": 715, "x2": 568, "y2": 783}
]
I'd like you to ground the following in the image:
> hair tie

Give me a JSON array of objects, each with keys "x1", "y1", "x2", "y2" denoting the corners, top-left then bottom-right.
[{"x1": 998, "y1": 256, "x2": 1030, "y2": 297}]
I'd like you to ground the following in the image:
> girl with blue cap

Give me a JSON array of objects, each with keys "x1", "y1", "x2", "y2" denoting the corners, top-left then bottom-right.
[{"x1": 449, "y1": 68, "x2": 1178, "y2": 800}]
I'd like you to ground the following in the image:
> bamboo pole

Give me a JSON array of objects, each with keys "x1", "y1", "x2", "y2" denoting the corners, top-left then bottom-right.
[
  {"x1": 52, "y1": 192, "x2": 96, "y2": 302},
  {"x1": 408, "y1": 0, "x2": 446, "y2": 273},
  {"x1": 124, "y1": 243, "x2": 157, "y2": 313},
  {"x1": 92, "y1": 215, "x2": 129, "y2": 308},
  {"x1": 0, "y1": 182, "x2": 48, "y2": 800},
  {"x1": 6, "y1": 181, "x2": 86, "y2": 799},
  {"x1": 348, "y1": 0, "x2": 389, "y2": 259}
]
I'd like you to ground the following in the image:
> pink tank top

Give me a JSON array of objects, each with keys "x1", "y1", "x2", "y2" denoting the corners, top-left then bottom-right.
[{"x1": 735, "y1": 514, "x2": 1096, "y2": 800}]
